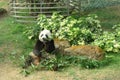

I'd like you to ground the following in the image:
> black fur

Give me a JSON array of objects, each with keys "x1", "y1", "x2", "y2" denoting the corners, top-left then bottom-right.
[
  {"x1": 33, "y1": 39, "x2": 55, "y2": 56},
  {"x1": 33, "y1": 40, "x2": 44, "y2": 57},
  {"x1": 44, "y1": 40, "x2": 55, "y2": 53}
]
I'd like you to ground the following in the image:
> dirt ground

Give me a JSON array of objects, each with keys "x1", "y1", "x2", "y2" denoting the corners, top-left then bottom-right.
[
  {"x1": 0, "y1": 63, "x2": 73, "y2": 80},
  {"x1": 0, "y1": 62, "x2": 120, "y2": 80}
]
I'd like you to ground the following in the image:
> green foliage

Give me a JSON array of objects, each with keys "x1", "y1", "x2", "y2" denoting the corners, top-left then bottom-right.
[
  {"x1": 39, "y1": 55, "x2": 111, "y2": 70},
  {"x1": 40, "y1": 55, "x2": 69, "y2": 71},
  {"x1": 37, "y1": 12, "x2": 63, "y2": 32},
  {"x1": 80, "y1": 58, "x2": 100, "y2": 69},
  {"x1": 24, "y1": 12, "x2": 120, "y2": 53},
  {"x1": 25, "y1": 12, "x2": 102, "y2": 45},
  {"x1": 23, "y1": 25, "x2": 40, "y2": 40},
  {"x1": 80, "y1": 56, "x2": 112, "y2": 69},
  {"x1": 20, "y1": 69, "x2": 31, "y2": 77},
  {"x1": 52, "y1": 13, "x2": 102, "y2": 45},
  {"x1": 20, "y1": 55, "x2": 40, "y2": 76},
  {"x1": 113, "y1": 24, "x2": 120, "y2": 38},
  {"x1": 20, "y1": 54, "x2": 110, "y2": 74},
  {"x1": 92, "y1": 24, "x2": 120, "y2": 53}
]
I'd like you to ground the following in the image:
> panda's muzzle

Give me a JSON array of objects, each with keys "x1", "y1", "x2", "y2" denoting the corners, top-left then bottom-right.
[{"x1": 43, "y1": 38, "x2": 49, "y2": 41}]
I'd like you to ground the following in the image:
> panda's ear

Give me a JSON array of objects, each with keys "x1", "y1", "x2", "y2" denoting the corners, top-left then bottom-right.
[
  {"x1": 41, "y1": 28, "x2": 44, "y2": 31},
  {"x1": 50, "y1": 29, "x2": 52, "y2": 33},
  {"x1": 55, "y1": 29, "x2": 57, "y2": 32}
]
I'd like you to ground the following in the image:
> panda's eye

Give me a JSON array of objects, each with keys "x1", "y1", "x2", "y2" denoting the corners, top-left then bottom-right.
[
  {"x1": 41, "y1": 34, "x2": 43, "y2": 37},
  {"x1": 46, "y1": 35, "x2": 48, "y2": 38}
]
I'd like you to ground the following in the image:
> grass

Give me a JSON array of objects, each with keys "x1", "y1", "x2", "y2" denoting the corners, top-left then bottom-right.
[
  {"x1": 0, "y1": 0, "x2": 8, "y2": 8},
  {"x1": 0, "y1": 16, "x2": 35, "y2": 64},
  {"x1": 0, "y1": 2, "x2": 6, "y2": 7},
  {"x1": 85, "y1": 5, "x2": 120, "y2": 30}
]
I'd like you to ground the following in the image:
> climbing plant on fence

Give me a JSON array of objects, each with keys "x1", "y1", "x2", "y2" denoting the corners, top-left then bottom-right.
[{"x1": 70, "y1": 0, "x2": 120, "y2": 11}]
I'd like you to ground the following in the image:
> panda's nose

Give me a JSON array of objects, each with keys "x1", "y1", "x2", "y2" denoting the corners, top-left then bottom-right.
[{"x1": 43, "y1": 38, "x2": 47, "y2": 41}]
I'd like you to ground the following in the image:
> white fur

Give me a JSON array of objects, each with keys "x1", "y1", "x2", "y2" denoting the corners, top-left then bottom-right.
[{"x1": 39, "y1": 29, "x2": 52, "y2": 42}]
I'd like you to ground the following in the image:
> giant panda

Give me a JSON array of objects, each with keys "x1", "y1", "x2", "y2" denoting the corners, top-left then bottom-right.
[
  {"x1": 34, "y1": 29, "x2": 55, "y2": 56},
  {"x1": 23, "y1": 29, "x2": 55, "y2": 68}
]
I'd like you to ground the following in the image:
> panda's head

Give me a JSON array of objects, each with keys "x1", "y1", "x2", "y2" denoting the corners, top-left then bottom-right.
[{"x1": 39, "y1": 29, "x2": 53, "y2": 42}]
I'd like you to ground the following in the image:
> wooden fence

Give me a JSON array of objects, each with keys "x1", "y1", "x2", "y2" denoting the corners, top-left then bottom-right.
[
  {"x1": 9, "y1": 0, "x2": 70, "y2": 23},
  {"x1": 9, "y1": 0, "x2": 120, "y2": 23}
]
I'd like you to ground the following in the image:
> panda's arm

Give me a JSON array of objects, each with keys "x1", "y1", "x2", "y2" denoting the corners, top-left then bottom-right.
[
  {"x1": 33, "y1": 40, "x2": 44, "y2": 57},
  {"x1": 45, "y1": 40, "x2": 55, "y2": 53}
]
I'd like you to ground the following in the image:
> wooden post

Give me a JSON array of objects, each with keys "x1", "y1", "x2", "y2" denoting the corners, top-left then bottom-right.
[
  {"x1": 66, "y1": 0, "x2": 70, "y2": 16},
  {"x1": 40, "y1": 0, "x2": 42, "y2": 15},
  {"x1": 79, "y1": 0, "x2": 81, "y2": 13},
  {"x1": 13, "y1": 0, "x2": 16, "y2": 20}
]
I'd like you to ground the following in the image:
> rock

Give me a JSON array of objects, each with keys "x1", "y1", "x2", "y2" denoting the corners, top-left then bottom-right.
[
  {"x1": 54, "y1": 39, "x2": 70, "y2": 54},
  {"x1": 64, "y1": 45, "x2": 105, "y2": 60},
  {"x1": 0, "y1": 8, "x2": 7, "y2": 15}
]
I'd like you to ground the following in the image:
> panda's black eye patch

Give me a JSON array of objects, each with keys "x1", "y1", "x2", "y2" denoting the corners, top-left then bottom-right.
[
  {"x1": 41, "y1": 34, "x2": 43, "y2": 37},
  {"x1": 46, "y1": 35, "x2": 48, "y2": 38}
]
